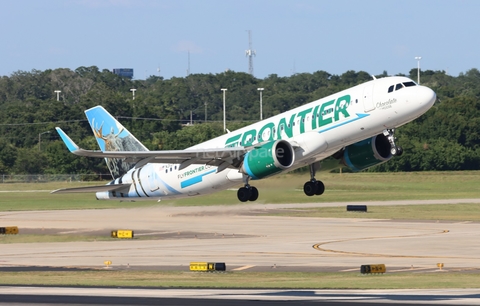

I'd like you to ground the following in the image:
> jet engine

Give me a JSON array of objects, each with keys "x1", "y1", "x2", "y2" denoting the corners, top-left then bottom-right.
[
  {"x1": 241, "y1": 140, "x2": 295, "y2": 179},
  {"x1": 342, "y1": 134, "x2": 392, "y2": 172}
]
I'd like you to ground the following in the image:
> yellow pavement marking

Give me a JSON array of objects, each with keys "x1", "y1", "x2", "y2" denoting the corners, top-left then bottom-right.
[{"x1": 232, "y1": 265, "x2": 256, "y2": 271}]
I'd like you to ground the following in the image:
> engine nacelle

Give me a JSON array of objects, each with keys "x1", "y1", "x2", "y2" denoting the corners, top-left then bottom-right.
[
  {"x1": 342, "y1": 134, "x2": 392, "y2": 172},
  {"x1": 241, "y1": 140, "x2": 295, "y2": 179}
]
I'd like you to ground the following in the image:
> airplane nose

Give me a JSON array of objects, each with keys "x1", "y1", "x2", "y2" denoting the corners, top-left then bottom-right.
[
  {"x1": 414, "y1": 86, "x2": 437, "y2": 112},
  {"x1": 419, "y1": 86, "x2": 437, "y2": 108}
]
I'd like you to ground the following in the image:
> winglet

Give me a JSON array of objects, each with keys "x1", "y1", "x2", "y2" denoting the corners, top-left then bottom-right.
[{"x1": 55, "y1": 127, "x2": 80, "y2": 153}]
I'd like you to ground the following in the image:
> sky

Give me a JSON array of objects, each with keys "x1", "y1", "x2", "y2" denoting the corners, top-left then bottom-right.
[{"x1": 1, "y1": 0, "x2": 479, "y2": 80}]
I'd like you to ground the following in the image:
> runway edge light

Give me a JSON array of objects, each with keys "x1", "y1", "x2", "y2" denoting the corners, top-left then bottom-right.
[{"x1": 346, "y1": 205, "x2": 367, "y2": 212}]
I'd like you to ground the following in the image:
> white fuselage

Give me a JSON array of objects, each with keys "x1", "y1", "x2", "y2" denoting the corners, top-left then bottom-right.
[{"x1": 97, "y1": 76, "x2": 436, "y2": 201}]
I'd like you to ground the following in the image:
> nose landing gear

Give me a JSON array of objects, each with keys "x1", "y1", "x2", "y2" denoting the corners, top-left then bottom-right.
[{"x1": 384, "y1": 129, "x2": 403, "y2": 156}]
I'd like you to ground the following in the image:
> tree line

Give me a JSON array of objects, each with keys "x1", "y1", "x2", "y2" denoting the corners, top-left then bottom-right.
[{"x1": 0, "y1": 66, "x2": 479, "y2": 176}]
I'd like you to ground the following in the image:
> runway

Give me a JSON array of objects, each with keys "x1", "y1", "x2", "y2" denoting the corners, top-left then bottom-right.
[
  {"x1": 1, "y1": 287, "x2": 480, "y2": 305},
  {"x1": 1, "y1": 199, "x2": 480, "y2": 304}
]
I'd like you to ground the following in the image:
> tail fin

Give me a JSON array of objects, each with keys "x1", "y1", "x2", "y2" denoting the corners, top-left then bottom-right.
[{"x1": 85, "y1": 106, "x2": 148, "y2": 179}]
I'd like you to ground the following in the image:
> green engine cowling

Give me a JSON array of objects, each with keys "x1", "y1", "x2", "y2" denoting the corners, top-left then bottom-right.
[
  {"x1": 342, "y1": 134, "x2": 392, "y2": 172},
  {"x1": 241, "y1": 140, "x2": 295, "y2": 179}
]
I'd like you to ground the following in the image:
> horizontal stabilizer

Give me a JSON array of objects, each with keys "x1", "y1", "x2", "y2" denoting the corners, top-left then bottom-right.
[
  {"x1": 55, "y1": 127, "x2": 80, "y2": 153},
  {"x1": 51, "y1": 184, "x2": 130, "y2": 194}
]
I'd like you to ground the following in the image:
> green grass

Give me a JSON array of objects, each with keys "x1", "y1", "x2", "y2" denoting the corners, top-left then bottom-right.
[
  {"x1": 169, "y1": 171, "x2": 480, "y2": 206},
  {"x1": 1, "y1": 171, "x2": 479, "y2": 211},
  {"x1": 0, "y1": 182, "x2": 156, "y2": 211},
  {"x1": 271, "y1": 204, "x2": 480, "y2": 221},
  {"x1": 0, "y1": 270, "x2": 478, "y2": 289}
]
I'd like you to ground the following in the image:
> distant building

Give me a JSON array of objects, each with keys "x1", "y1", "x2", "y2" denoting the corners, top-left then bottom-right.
[{"x1": 113, "y1": 68, "x2": 134, "y2": 79}]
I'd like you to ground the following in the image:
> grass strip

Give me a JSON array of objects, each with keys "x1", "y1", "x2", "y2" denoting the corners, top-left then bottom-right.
[
  {"x1": 0, "y1": 271, "x2": 479, "y2": 289},
  {"x1": 270, "y1": 204, "x2": 480, "y2": 221},
  {"x1": 1, "y1": 171, "x2": 480, "y2": 211}
]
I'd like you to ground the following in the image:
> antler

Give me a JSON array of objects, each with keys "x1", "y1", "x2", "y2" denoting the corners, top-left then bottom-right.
[{"x1": 92, "y1": 119, "x2": 107, "y2": 140}]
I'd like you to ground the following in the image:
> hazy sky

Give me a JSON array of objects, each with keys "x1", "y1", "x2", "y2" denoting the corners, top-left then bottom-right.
[{"x1": 1, "y1": 0, "x2": 478, "y2": 79}]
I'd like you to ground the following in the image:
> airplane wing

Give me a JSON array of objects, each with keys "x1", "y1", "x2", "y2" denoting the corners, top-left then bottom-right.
[
  {"x1": 56, "y1": 127, "x2": 247, "y2": 170},
  {"x1": 51, "y1": 183, "x2": 131, "y2": 194}
]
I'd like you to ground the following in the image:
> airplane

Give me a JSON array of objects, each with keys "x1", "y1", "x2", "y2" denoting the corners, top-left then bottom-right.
[{"x1": 52, "y1": 76, "x2": 436, "y2": 202}]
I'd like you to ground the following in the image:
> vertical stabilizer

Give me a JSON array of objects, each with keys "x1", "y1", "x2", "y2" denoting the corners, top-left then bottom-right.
[{"x1": 85, "y1": 106, "x2": 148, "y2": 179}]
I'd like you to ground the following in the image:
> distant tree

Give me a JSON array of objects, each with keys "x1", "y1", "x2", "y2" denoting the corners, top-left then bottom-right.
[{"x1": 0, "y1": 67, "x2": 479, "y2": 175}]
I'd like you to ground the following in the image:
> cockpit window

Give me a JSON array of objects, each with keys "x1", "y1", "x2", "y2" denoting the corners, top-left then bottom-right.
[
  {"x1": 388, "y1": 81, "x2": 417, "y2": 93},
  {"x1": 403, "y1": 81, "x2": 416, "y2": 87}
]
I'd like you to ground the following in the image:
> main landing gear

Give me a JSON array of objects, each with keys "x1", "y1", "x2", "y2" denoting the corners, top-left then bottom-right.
[
  {"x1": 303, "y1": 163, "x2": 325, "y2": 197},
  {"x1": 237, "y1": 177, "x2": 259, "y2": 202},
  {"x1": 384, "y1": 129, "x2": 403, "y2": 156}
]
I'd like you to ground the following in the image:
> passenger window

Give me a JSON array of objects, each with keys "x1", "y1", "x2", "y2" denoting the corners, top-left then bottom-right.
[
  {"x1": 388, "y1": 85, "x2": 394, "y2": 93},
  {"x1": 395, "y1": 83, "x2": 403, "y2": 91}
]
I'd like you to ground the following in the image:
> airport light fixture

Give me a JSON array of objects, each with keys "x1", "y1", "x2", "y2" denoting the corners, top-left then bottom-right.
[
  {"x1": 54, "y1": 90, "x2": 61, "y2": 101},
  {"x1": 415, "y1": 56, "x2": 422, "y2": 84},
  {"x1": 221, "y1": 88, "x2": 227, "y2": 132},
  {"x1": 257, "y1": 88, "x2": 264, "y2": 120},
  {"x1": 38, "y1": 131, "x2": 50, "y2": 151},
  {"x1": 130, "y1": 88, "x2": 137, "y2": 100}
]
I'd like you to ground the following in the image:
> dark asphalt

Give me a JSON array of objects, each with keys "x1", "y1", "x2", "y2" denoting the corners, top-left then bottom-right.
[{"x1": 0, "y1": 294, "x2": 455, "y2": 306}]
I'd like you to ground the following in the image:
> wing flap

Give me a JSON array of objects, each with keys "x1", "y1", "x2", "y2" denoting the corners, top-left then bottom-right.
[{"x1": 51, "y1": 184, "x2": 130, "y2": 194}]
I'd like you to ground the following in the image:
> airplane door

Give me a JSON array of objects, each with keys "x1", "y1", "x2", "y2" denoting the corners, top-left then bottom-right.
[
  {"x1": 363, "y1": 84, "x2": 375, "y2": 112},
  {"x1": 148, "y1": 170, "x2": 160, "y2": 193}
]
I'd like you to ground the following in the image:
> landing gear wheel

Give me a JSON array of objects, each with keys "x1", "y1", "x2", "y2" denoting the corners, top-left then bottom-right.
[
  {"x1": 304, "y1": 163, "x2": 325, "y2": 197},
  {"x1": 237, "y1": 187, "x2": 251, "y2": 202},
  {"x1": 303, "y1": 181, "x2": 317, "y2": 196},
  {"x1": 249, "y1": 187, "x2": 259, "y2": 201},
  {"x1": 314, "y1": 181, "x2": 325, "y2": 195},
  {"x1": 237, "y1": 185, "x2": 259, "y2": 202},
  {"x1": 384, "y1": 129, "x2": 403, "y2": 157},
  {"x1": 391, "y1": 146, "x2": 404, "y2": 156}
]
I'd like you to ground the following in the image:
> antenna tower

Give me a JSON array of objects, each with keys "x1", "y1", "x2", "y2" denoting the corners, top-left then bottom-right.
[
  {"x1": 187, "y1": 50, "x2": 190, "y2": 76},
  {"x1": 245, "y1": 30, "x2": 256, "y2": 76}
]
